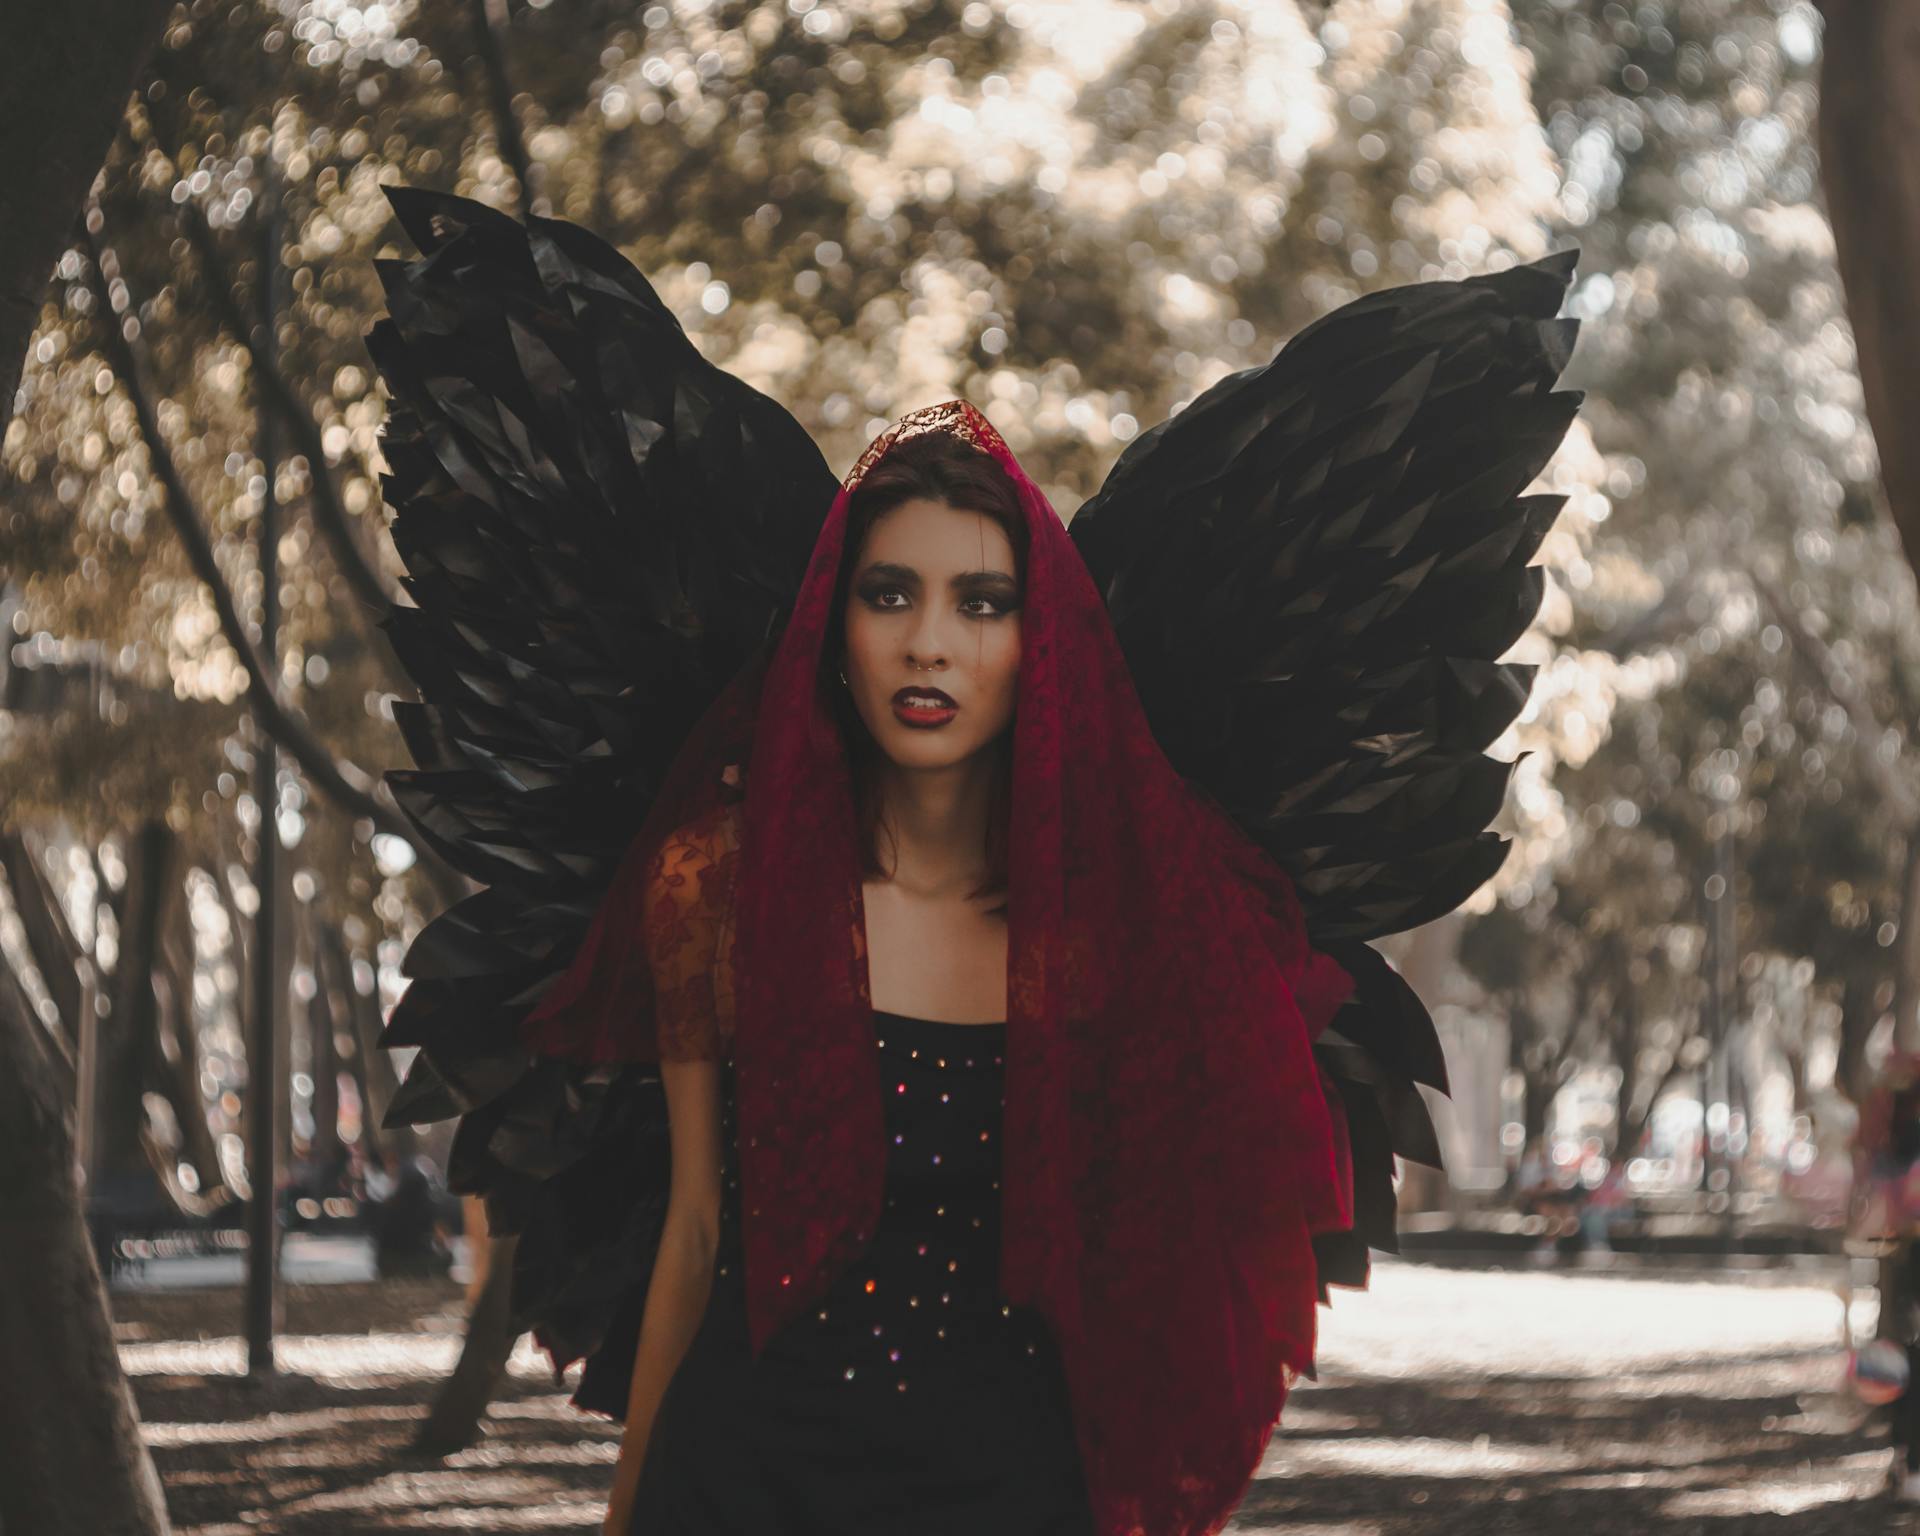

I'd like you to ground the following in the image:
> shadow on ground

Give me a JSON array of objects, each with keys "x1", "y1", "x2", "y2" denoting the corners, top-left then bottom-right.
[{"x1": 117, "y1": 1269, "x2": 1901, "y2": 1534}]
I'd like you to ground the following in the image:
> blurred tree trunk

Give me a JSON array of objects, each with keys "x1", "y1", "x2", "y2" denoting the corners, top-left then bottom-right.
[
  {"x1": 303, "y1": 901, "x2": 343, "y2": 1176},
  {"x1": 155, "y1": 872, "x2": 225, "y2": 1204},
  {"x1": 1506, "y1": 999, "x2": 1559, "y2": 1161},
  {"x1": 94, "y1": 820, "x2": 175, "y2": 1184},
  {"x1": 317, "y1": 925, "x2": 413, "y2": 1159},
  {"x1": 0, "y1": 0, "x2": 174, "y2": 422},
  {"x1": 0, "y1": 823, "x2": 218, "y2": 1216},
  {"x1": 1838, "y1": 970, "x2": 1886, "y2": 1105},
  {"x1": 1818, "y1": 4, "x2": 1920, "y2": 628},
  {"x1": 0, "y1": 831, "x2": 82, "y2": 1059},
  {"x1": 313, "y1": 920, "x2": 386, "y2": 1164},
  {"x1": 1389, "y1": 914, "x2": 1462, "y2": 1214},
  {"x1": 1892, "y1": 835, "x2": 1920, "y2": 1057},
  {"x1": 0, "y1": 960, "x2": 171, "y2": 1534}
]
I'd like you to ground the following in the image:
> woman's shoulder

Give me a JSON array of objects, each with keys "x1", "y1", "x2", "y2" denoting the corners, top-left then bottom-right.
[
  {"x1": 648, "y1": 799, "x2": 746, "y2": 907},
  {"x1": 644, "y1": 799, "x2": 743, "y2": 1055}
]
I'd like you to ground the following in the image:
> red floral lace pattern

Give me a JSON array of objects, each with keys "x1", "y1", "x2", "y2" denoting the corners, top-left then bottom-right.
[
  {"x1": 517, "y1": 656, "x2": 760, "y2": 1067},
  {"x1": 642, "y1": 805, "x2": 742, "y2": 1062}
]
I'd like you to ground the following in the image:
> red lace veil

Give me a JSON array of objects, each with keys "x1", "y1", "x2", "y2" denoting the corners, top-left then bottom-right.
[{"x1": 523, "y1": 400, "x2": 1357, "y2": 1536}]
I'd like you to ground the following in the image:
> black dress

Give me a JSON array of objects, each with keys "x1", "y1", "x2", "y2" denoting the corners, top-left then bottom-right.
[{"x1": 629, "y1": 1011, "x2": 1095, "y2": 1534}]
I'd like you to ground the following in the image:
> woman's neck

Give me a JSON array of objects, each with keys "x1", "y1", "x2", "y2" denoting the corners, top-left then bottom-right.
[{"x1": 871, "y1": 753, "x2": 996, "y2": 898}]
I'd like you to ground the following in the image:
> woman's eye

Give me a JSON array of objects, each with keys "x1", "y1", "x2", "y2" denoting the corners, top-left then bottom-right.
[{"x1": 862, "y1": 586, "x2": 1017, "y2": 616}]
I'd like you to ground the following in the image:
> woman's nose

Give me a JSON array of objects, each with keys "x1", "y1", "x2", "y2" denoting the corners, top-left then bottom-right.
[{"x1": 906, "y1": 611, "x2": 951, "y2": 668}]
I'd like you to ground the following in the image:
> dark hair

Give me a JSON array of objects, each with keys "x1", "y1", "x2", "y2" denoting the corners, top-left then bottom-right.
[{"x1": 822, "y1": 431, "x2": 1029, "y2": 905}]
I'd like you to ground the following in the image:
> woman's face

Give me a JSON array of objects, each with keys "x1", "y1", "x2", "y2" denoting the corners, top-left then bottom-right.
[{"x1": 842, "y1": 496, "x2": 1022, "y2": 771}]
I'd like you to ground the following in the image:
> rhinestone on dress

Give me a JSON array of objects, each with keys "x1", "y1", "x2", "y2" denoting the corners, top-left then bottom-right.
[{"x1": 709, "y1": 1006, "x2": 1037, "y2": 1400}]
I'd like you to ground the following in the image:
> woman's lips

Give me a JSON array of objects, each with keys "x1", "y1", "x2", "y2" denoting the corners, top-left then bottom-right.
[{"x1": 892, "y1": 686, "x2": 958, "y2": 727}]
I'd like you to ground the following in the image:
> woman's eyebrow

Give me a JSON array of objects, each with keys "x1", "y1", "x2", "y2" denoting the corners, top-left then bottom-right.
[{"x1": 858, "y1": 560, "x2": 1018, "y2": 587}]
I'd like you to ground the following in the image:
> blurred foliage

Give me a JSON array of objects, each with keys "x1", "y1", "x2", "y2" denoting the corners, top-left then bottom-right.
[
  {"x1": 0, "y1": 0, "x2": 1595, "y2": 1027},
  {"x1": 1475, "y1": 0, "x2": 1910, "y2": 1122},
  {"x1": 28, "y1": 0, "x2": 1909, "y2": 1180}
]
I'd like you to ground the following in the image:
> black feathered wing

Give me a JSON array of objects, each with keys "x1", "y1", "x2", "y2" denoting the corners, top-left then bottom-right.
[
  {"x1": 371, "y1": 199, "x2": 1581, "y2": 1404},
  {"x1": 365, "y1": 186, "x2": 835, "y2": 1402},
  {"x1": 1069, "y1": 252, "x2": 1583, "y2": 1291}
]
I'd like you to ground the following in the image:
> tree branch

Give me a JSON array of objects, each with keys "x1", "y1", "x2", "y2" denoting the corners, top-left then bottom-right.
[
  {"x1": 0, "y1": 829, "x2": 82, "y2": 1069},
  {"x1": 136, "y1": 125, "x2": 473, "y2": 916},
  {"x1": 471, "y1": 0, "x2": 543, "y2": 217},
  {"x1": 1593, "y1": 575, "x2": 1699, "y2": 660},
  {"x1": 77, "y1": 209, "x2": 436, "y2": 861},
  {"x1": 176, "y1": 197, "x2": 401, "y2": 620},
  {"x1": 0, "y1": 0, "x2": 174, "y2": 425}
]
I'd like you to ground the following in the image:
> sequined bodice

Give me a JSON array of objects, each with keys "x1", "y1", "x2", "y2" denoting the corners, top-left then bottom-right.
[{"x1": 708, "y1": 1011, "x2": 1057, "y2": 1394}]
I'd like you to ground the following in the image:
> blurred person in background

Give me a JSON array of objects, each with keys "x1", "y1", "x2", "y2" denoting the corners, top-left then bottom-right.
[
  {"x1": 363, "y1": 1146, "x2": 457, "y2": 1280},
  {"x1": 1851, "y1": 1055, "x2": 1920, "y2": 1501}
]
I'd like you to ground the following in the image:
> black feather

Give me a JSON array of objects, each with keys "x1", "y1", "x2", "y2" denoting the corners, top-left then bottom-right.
[
  {"x1": 1076, "y1": 252, "x2": 1583, "y2": 1289},
  {"x1": 368, "y1": 187, "x2": 835, "y2": 1398}
]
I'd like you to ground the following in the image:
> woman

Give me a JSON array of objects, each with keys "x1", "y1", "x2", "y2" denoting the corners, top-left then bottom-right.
[
  {"x1": 367, "y1": 187, "x2": 1581, "y2": 1536},
  {"x1": 521, "y1": 398, "x2": 1360, "y2": 1536},
  {"x1": 608, "y1": 425, "x2": 1085, "y2": 1532}
]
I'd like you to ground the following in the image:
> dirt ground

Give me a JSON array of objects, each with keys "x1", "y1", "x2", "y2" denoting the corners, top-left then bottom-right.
[{"x1": 115, "y1": 1259, "x2": 1904, "y2": 1534}]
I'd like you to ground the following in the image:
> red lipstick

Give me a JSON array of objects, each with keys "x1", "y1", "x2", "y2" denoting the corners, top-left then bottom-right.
[{"x1": 892, "y1": 685, "x2": 958, "y2": 728}]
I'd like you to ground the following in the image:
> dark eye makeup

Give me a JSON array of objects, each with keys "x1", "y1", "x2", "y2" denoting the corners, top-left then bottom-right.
[
  {"x1": 854, "y1": 563, "x2": 1022, "y2": 617},
  {"x1": 860, "y1": 586, "x2": 1018, "y2": 618}
]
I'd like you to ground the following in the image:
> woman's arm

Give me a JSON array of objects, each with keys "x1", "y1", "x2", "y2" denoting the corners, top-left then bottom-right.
[{"x1": 602, "y1": 1054, "x2": 725, "y2": 1534}]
